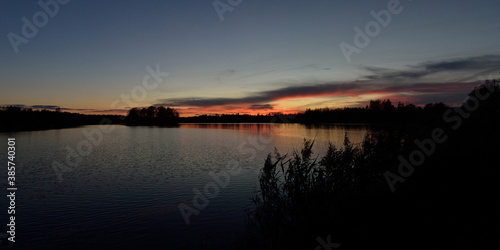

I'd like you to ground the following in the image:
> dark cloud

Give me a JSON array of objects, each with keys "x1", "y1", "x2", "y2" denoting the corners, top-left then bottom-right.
[
  {"x1": 156, "y1": 81, "x2": 476, "y2": 107},
  {"x1": 31, "y1": 105, "x2": 61, "y2": 110},
  {"x1": 363, "y1": 67, "x2": 429, "y2": 81},
  {"x1": 363, "y1": 55, "x2": 500, "y2": 81},
  {"x1": 2, "y1": 104, "x2": 28, "y2": 108},
  {"x1": 2, "y1": 105, "x2": 62, "y2": 110},
  {"x1": 216, "y1": 69, "x2": 236, "y2": 82},
  {"x1": 87, "y1": 109, "x2": 129, "y2": 114},
  {"x1": 1, "y1": 105, "x2": 103, "y2": 113},
  {"x1": 153, "y1": 103, "x2": 182, "y2": 107},
  {"x1": 424, "y1": 55, "x2": 500, "y2": 71},
  {"x1": 248, "y1": 104, "x2": 274, "y2": 110}
]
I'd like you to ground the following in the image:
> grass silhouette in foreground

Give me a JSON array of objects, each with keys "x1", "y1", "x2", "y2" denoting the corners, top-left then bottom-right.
[
  {"x1": 244, "y1": 133, "x2": 404, "y2": 249},
  {"x1": 244, "y1": 80, "x2": 500, "y2": 250}
]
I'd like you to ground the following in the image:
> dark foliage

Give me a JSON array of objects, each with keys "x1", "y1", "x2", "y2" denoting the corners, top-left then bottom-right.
[
  {"x1": 293, "y1": 99, "x2": 449, "y2": 125},
  {"x1": 0, "y1": 107, "x2": 123, "y2": 132},
  {"x1": 245, "y1": 80, "x2": 500, "y2": 250},
  {"x1": 125, "y1": 106, "x2": 180, "y2": 126}
]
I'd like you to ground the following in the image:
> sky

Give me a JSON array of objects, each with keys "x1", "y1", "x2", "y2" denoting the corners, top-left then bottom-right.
[{"x1": 1, "y1": 0, "x2": 499, "y2": 116}]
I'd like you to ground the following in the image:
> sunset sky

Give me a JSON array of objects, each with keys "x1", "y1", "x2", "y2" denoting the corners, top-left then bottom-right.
[{"x1": 1, "y1": 0, "x2": 499, "y2": 116}]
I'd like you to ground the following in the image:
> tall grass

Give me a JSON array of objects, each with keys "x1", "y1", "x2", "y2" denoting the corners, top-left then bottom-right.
[{"x1": 244, "y1": 131, "x2": 405, "y2": 249}]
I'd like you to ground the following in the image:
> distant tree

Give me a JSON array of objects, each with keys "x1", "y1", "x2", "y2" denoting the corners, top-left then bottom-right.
[
  {"x1": 125, "y1": 108, "x2": 140, "y2": 125},
  {"x1": 139, "y1": 108, "x2": 147, "y2": 118},
  {"x1": 369, "y1": 100, "x2": 383, "y2": 111},
  {"x1": 146, "y1": 106, "x2": 156, "y2": 119},
  {"x1": 382, "y1": 99, "x2": 394, "y2": 111}
]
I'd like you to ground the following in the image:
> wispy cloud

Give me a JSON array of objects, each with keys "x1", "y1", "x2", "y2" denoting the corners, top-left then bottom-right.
[
  {"x1": 363, "y1": 55, "x2": 500, "y2": 81},
  {"x1": 0, "y1": 104, "x2": 127, "y2": 115},
  {"x1": 248, "y1": 104, "x2": 275, "y2": 110},
  {"x1": 1, "y1": 104, "x2": 67, "y2": 110},
  {"x1": 31, "y1": 105, "x2": 62, "y2": 110}
]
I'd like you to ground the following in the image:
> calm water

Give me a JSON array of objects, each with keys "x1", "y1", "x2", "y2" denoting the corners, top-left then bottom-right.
[{"x1": 0, "y1": 124, "x2": 371, "y2": 249}]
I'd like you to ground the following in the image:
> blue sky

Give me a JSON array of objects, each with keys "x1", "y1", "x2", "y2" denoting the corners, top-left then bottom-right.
[{"x1": 1, "y1": 0, "x2": 499, "y2": 115}]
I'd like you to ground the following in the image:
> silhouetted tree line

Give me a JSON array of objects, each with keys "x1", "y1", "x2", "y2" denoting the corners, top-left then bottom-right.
[
  {"x1": 169, "y1": 99, "x2": 458, "y2": 125},
  {"x1": 245, "y1": 80, "x2": 500, "y2": 250},
  {"x1": 0, "y1": 107, "x2": 124, "y2": 132},
  {"x1": 293, "y1": 99, "x2": 450, "y2": 124},
  {"x1": 125, "y1": 106, "x2": 180, "y2": 126}
]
